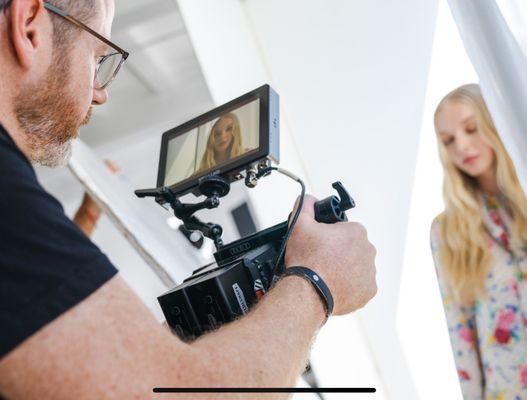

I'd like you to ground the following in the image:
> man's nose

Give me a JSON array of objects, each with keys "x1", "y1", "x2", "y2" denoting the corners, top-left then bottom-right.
[{"x1": 92, "y1": 87, "x2": 109, "y2": 105}]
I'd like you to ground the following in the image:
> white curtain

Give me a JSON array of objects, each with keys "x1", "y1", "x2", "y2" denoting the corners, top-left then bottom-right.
[{"x1": 447, "y1": 0, "x2": 527, "y2": 193}]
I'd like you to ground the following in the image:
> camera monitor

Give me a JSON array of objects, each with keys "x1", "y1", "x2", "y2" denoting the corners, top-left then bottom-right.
[{"x1": 157, "y1": 85, "x2": 279, "y2": 197}]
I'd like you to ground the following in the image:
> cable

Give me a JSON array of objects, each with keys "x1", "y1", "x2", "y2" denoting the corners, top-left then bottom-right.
[
  {"x1": 257, "y1": 166, "x2": 306, "y2": 278},
  {"x1": 257, "y1": 169, "x2": 322, "y2": 399}
]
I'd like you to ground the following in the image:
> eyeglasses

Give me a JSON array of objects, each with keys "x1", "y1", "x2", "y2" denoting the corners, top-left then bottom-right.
[{"x1": 43, "y1": 1, "x2": 129, "y2": 89}]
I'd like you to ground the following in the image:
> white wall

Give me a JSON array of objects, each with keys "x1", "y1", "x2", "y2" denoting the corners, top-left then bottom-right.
[
  {"x1": 177, "y1": 1, "x2": 438, "y2": 398},
  {"x1": 243, "y1": 1, "x2": 438, "y2": 399}
]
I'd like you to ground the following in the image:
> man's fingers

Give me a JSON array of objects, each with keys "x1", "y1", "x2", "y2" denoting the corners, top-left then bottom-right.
[
  {"x1": 300, "y1": 195, "x2": 318, "y2": 219},
  {"x1": 289, "y1": 194, "x2": 318, "y2": 225}
]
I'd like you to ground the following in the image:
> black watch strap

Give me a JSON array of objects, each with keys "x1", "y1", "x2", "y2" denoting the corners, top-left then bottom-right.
[{"x1": 282, "y1": 266, "x2": 334, "y2": 318}]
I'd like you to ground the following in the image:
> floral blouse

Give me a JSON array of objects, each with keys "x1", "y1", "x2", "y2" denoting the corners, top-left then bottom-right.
[{"x1": 431, "y1": 194, "x2": 527, "y2": 400}]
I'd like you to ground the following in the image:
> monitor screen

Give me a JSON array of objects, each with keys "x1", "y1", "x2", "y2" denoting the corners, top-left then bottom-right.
[{"x1": 163, "y1": 99, "x2": 261, "y2": 188}]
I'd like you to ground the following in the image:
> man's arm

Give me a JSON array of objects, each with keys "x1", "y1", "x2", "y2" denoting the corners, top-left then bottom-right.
[
  {"x1": 191, "y1": 275, "x2": 326, "y2": 388},
  {"x1": 0, "y1": 195, "x2": 376, "y2": 399},
  {"x1": 0, "y1": 274, "x2": 324, "y2": 400}
]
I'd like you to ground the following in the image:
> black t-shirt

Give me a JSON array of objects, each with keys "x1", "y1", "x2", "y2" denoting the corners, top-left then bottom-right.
[{"x1": 0, "y1": 125, "x2": 117, "y2": 358}]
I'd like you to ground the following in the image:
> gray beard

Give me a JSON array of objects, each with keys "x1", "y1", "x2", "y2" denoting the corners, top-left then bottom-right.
[
  {"x1": 14, "y1": 106, "x2": 75, "y2": 167},
  {"x1": 28, "y1": 136, "x2": 73, "y2": 168},
  {"x1": 13, "y1": 50, "x2": 87, "y2": 167}
]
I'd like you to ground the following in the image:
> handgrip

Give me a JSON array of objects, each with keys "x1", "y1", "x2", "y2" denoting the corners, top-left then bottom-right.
[{"x1": 314, "y1": 182, "x2": 355, "y2": 223}]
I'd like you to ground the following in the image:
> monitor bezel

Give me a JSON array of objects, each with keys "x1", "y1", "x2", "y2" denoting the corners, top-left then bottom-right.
[{"x1": 157, "y1": 84, "x2": 275, "y2": 197}]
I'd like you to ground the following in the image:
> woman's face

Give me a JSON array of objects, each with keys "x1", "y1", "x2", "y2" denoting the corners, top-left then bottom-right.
[
  {"x1": 213, "y1": 117, "x2": 234, "y2": 154},
  {"x1": 435, "y1": 100, "x2": 495, "y2": 178}
]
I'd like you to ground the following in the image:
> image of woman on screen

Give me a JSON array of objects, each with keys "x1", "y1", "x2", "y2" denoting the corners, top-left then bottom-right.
[
  {"x1": 198, "y1": 113, "x2": 245, "y2": 172},
  {"x1": 430, "y1": 83, "x2": 527, "y2": 399}
]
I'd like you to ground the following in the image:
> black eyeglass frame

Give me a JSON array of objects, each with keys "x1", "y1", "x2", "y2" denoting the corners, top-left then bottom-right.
[{"x1": 43, "y1": 1, "x2": 129, "y2": 89}]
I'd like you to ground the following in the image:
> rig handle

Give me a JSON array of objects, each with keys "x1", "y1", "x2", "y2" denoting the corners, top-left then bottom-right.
[{"x1": 314, "y1": 181, "x2": 355, "y2": 223}]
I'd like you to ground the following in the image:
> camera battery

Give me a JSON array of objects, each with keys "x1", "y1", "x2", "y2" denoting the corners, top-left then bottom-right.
[{"x1": 158, "y1": 244, "x2": 277, "y2": 341}]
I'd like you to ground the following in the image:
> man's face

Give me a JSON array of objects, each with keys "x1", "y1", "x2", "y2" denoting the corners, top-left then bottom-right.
[{"x1": 13, "y1": 0, "x2": 115, "y2": 167}]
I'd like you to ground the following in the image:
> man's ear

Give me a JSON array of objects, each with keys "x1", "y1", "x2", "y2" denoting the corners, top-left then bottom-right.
[{"x1": 8, "y1": 0, "x2": 48, "y2": 69}]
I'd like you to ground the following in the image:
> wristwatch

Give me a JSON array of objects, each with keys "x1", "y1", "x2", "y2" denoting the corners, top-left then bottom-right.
[{"x1": 282, "y1": 266, "x2": 334, "y2": 318}]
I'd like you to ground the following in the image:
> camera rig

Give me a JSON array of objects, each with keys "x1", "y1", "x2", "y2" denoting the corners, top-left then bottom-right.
[
  {"x1": 136, "y1": 170, "x2": 354, "y2": 341},
  {"x1": 134, "y1": 85, "x2": 355, "y2": 341}
]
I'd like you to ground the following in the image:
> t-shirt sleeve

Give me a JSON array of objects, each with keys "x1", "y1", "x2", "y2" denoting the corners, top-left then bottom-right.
[{"x1": 0, "y1": 141, "x2": 118, "y2": 358}]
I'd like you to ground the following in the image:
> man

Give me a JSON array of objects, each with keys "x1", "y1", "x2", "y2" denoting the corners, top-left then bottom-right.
[{"x1": 0, "y1": 0, "x2": 377, "y2": 399}]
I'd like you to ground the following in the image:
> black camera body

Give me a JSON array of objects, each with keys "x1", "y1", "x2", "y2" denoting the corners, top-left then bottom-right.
[{"x1": 159, "y1": 222, "x2": 287, "y2": 341}]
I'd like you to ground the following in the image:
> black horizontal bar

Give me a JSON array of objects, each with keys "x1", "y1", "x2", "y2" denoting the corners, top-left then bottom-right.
[{"x1": 153, "y1": 387, "x2": 376, "y2": 393}]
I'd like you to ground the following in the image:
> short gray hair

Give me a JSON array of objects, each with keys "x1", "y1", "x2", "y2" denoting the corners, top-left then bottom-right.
[{"x1": 1, "y1": 0, "x2": 98, "y2": 50}]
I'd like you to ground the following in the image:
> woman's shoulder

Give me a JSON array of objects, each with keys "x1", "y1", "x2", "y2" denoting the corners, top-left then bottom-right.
[
  {"x1": 430, "y1": 213, "x2": 448, "y2": 283},
  {"x1": 430, "y1": 212, "x2": 445, "y2": 248},
  {"x1": 430, "y1": 213, "x2": 444, "y2": 232}
]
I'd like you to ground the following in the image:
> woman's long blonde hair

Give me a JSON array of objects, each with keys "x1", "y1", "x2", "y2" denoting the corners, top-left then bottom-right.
[
  {"x1": 199, "y1": 113, "x2": 243, "y2": 171},
  {"x1": 435, "y1": 83, "x2": 527, "y2": 305}
]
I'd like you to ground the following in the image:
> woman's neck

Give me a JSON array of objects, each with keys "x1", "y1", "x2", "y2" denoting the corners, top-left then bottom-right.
[
  {"x1": 214, "y1": 145, "x2": 233, "y2": 165},
  {"x1": 477, "y1": 166, "x2": 500, "y2": 195},
  {"x1": 214, "y1": 150, "x2": 229, "y2": 165}
]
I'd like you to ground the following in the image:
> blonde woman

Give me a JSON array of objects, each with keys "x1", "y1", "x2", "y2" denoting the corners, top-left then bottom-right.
[
  {"x1": 199, "y1": 112, "x2": 244, "y2": 172},
  {"x1": 431, "y1": 83, "x2": 527, "y2": 399}
]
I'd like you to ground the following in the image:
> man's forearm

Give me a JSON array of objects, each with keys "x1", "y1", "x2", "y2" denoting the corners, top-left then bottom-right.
[
  {"x1": 0, "y1": 275, "x2": 321, "y2": 400},
  {"x1": 189, "y1": 275, "x2": 325, "y2": 389}
]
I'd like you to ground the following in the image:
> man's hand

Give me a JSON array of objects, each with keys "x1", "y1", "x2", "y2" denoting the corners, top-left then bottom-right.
[
  {"x1": 73, "y1": 193, "x2": 102, "y2": 237},
  {"x1": 285, "y1": 195, "x2": 377, "y2": 315}
]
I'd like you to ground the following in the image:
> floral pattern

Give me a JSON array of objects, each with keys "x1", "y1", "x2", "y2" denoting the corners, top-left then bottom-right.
[{"x1": 431, "y1": 193, "x2": 527, "y2": 400}]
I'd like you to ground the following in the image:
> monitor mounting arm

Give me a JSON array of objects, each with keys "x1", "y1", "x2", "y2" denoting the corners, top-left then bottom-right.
[{"x1": 135, "y1": 176, "x2": 231, "y2": 249}]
